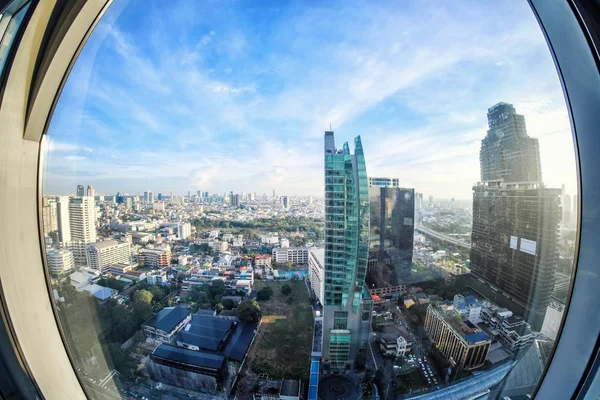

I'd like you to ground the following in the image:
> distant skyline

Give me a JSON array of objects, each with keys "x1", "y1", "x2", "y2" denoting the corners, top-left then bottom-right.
[{"x1": 43, "y1": 0, "x2": 578, "y2": 200}]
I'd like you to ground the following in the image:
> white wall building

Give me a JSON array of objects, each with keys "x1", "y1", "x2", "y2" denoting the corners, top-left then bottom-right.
[
  {"x1": 56, "y1": 196, "x2": 71, "y2": 244},
  {"x1": 308, "y1": 248, "x2": 325, "y2": 305},
  {"x1": 86, "y1": 240, "x2": 131, "y2": 272},
  {"x1": 177, "y1": 222, "x2": 191, "y2": 239},
  {"x1": 272, "y1": 246, "x2": 310, "y2": 265},
  {"x1": 46, "y1": 248, "x2": 74, "y2": 275},
  {"x1": 68, "y1": 196, "x2": 97, "y2": 265}
]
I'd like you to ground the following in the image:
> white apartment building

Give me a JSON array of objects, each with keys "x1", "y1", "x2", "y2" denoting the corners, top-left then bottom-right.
[
  {"x1": 46, "y1": 248, "x2": 74, "y2": 275},
  {"x1": 261, "y1": 233, "x2": 279, "y2": 244},
  {"x1": 481, "y1": 306, "x2": 534, "y2": 354},
  {"x1": 56, "y1": 196, "x2": 71, "y2": 244},
  {"x1": 86, "y1": 240, "x2": 131, "y2": 272},
  {"x1": 308, "y1": 248, "x2": 325, "y2": 305},
  {"x1": 272, "y1": 246, "x2": 310, "y2": 265},
  {"x1": 69, "y1": 196, "x2": 97, "y2": 265},
  {"x1": 152, "y1": 202, "x2": 165, "y2": 211},
  {"x1": 177, "y1": 223, "x2": 191, "y2": 239},
  {"x1": 146, "y1": 269, "x2": 167, "y2": 285},
  {"x1": 42, "y1": 198, "x2": 57, "y2": 235}
]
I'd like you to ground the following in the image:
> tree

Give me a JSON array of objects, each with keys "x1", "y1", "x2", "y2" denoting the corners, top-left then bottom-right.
[
  {"x1": 133, "y1": 299, "x2": 153, "y2": 322},
  {"x1": 281, "y1": 284, "x2": 292, "y2": 296},
  {"x1": 133, "y1": 289, "x2": 153, "y2": 304},
  {"x1": 256, "y1": 286, "x2": 274, "y2": 301},
  {"x1": 285, "y1": 296, "x2": 294, "y2": 304},
  {"x1": 238, "y1": 299, "x2": 261, "y2": 323},
  {"x1": 222, "y1": 298, "x2": 235, "y2": 310},
  {"x1": 215, "y1": 303, "x2": 224, "y2": 313}
]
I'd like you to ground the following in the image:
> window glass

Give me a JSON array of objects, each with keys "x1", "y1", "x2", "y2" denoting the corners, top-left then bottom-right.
[
  {"x1": 0, "y1": 1, "x2": 30, "y2": 74},
  {"x1": 40, "y1": 1, "x2": 578, "y2": 399}
]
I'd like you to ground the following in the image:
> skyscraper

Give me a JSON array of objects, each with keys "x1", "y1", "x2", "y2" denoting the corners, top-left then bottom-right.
[
  {"x1": 367, "y1": 178, "x2": 414, "y2": 287},
  {"x1": 76, "y1": 185, "x2": 84, "y2": 196},
  {"x1": 322, "y1": 131, "x2": 372, "y2": 373},
  {"x1": 281, "y1": 195, "x2": 289, "y2": 209},
  {"x1": 470, "y1": 102, "x2": 560, "y2": 331},
  {"x1": 87, "y1": 185, "x2": 95, "y2": 197},
  {"x1": 56, "y1": 196, "x2": 71, "y2": 244},
  {"x1": 68, "y1": 196, "x2": 97, "y2": 265}
]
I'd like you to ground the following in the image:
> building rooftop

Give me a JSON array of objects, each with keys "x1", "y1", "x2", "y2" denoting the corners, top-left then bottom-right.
[
  {"x1": 176, "y1": 315, "x2": 233, "y2": 351},
  {"x1": 280, "y1": 380, "x2": 300, "y2": 396},
  {"x1": 152, "y1": 343, "x2": 225, "y2": 370},
  {"x1": 92, "y1": 239, "x2": 120, "y2": 249},
  {"x1": 143, "y1": 306, "x2": 190, "y2": 333},
  {"x1": 464, "y1": 331, "x2": 491, "y2": 344},
  {"x1": 222, "y1": 321, "x2": 257, "y2": 361}
]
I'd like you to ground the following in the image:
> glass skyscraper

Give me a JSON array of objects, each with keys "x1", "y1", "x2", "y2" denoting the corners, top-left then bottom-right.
[
  {"x1": 322, "y1": 131, "x2": 372, "y2": 373},
  {"x1": 368, "y1": 181, "x2": 415, "y2": 288},
  {"x1": 471, "y1": 103, "x2": 560, "y2": 331}
]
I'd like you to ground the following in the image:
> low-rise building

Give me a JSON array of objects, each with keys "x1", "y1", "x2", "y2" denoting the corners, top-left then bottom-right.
[
  {"x1": 272, "y1": 247, "x2": 310, "y2": 265},
  {"x1": 308, "y1": 249, "x2": 325, "y2": 305},
  {"x1": 147, "y1": 269, "x2": 167, "y2": 285},
  {"x1": 481, "y1": 306, "x2": 534, "y2": 354},
  {"x1": 453, "y1": 295, "x2": 483, "y2": 324},
  {"x1": 140, "y1": 246, "x2": 171, "y2": 268},
  {"x1": 254, "y1": 254, "x2": 272, "y2": 268},
  {"x1": 142, "y1": 307, "x2": 192, "y2": 343},
  {"x1": 46, "y1": 248, "x2": 74, "y2": 275},
  {"x1": 424, "y1": 303, "x2": 491, "y2": 375}
]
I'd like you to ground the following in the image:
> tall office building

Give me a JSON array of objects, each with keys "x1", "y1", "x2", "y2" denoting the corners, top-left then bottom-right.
[
  {"x1": 470, "y1": 102, "x2": 560, "y2": 331},
  {"x1": 68, "y1": 196, "x2": 97, "y2": 265},
  {"x1": 368, "y1": 177, "x2": 399, "y2": 188},
  {"x1": 86, "y1": 240, "x2": 130, "y2": 272},
  {"x1": 322, "y1": 131, "x2": 372, "y2": 373},
  {"x1": 428, "y1": 195, "x2": 433, "y2": 207},
  {"x1": 56, "y1": 196, "x2": 71, "y2": 244},
  {"x1": 563, "y1": 194, "x2": 572, "y2": 225},
  {"x1": 76, "y1": 185, "x2": 85, "y2": 196},
  {"x1": 281, "y1": 195, "x2": 289, "y2": 209},
  {"x1": 368, "y1": 183, "x2": 415, "y2": 286},
  {"x1": 87, "y1": 185, "x2": 95, "y2": 198}
]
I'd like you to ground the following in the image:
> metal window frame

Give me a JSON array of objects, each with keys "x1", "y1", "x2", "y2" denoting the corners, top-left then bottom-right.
[{"x1": 0, "y1": 0, "x2": 598, "y2": 399}]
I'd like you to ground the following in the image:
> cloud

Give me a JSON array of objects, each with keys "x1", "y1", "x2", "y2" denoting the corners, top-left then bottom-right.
[{"x1": 43, "y1": 0, "x2": 578, "y2": 200}]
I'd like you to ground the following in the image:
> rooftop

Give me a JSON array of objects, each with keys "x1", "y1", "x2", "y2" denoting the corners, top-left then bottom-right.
[
  {"x1": 280, "y1": 380, "x2": 300, "y2": 396},
  {"x1": 152, "y1": 343, "x2": 225, "y2": 370},
  {"x1": 92, "y1": 239, "x2": 120, "y2": 249},
  {"x1": 143, "y1": 306, "x2": 190, "y2": 333},
  {"x1": 176, "y1": 315, "x2": 233, "y2": 351}
]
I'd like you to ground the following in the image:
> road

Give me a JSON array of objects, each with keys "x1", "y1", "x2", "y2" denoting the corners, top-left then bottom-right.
[{"x1": 415, "y1": 225, "x2": 470, "y2": 250}]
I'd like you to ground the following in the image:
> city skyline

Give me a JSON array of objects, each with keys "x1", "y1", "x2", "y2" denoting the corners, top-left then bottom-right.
[{"x1": 42, "y1": 0, "x2": 577, "y2": 200}]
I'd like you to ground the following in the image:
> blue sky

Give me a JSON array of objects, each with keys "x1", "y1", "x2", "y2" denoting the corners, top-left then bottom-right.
[{"x1": 43, "y1": 0, "x2": 578, "y2": 199}]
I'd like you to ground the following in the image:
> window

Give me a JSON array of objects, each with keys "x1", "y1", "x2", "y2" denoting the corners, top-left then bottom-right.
[
  {"x1": 0, "y1": 0, "x2": 589, "y2": 399},
  {"x1": 0, "y1": 0, "x2": 30, "y2": 74}
]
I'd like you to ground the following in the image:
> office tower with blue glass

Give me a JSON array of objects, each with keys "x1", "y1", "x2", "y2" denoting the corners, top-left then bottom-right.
[
  {"x1": 471, "y1": 102, "x2": 560, "y2": 331},
  {"x1": 322, "y1": 131, "x2": 372, "y2": 373}
]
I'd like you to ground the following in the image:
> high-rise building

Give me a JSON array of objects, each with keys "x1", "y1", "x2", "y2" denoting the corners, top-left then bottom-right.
[
  {"x1": 177, "y1": 223, "x2": 191, "y2": 239},
  {"x1": 563, "y1": 194, "x2": 572, "y2": 225},
  {"x1": 272, "y1": 189, "x2": 276, "y2": 199},
  {"x1": 309, "y1": 248, "x2": 325, "y2": 306},
  {"x1": 76, "y1": 185, "x2": 85, "y2": 196},
  {"x1": 41, "y1": 197, "x2": 58, "y2": 235},
  {"x1": 281, "y1": 195, "x2": 289, "y2": 209},
  {"x1": 470, "y1": 102, "x2": 560, "y2": 331},
  {"x1": 368, "y1": 184, "x2": 415, "y2": 286},
  {"x1": 368, "y1": 177, "x2": 399, "y2": 188},
  {"x1": 572, "y1": 194, "x2": 578, "y2": 219},
  {"x1": 68, "y1": 196, "x2": 97, "y2": 265},
  {"x1": 322, "y1": 131, "x2": 372, "y2": 373},
  {"x1": 56, "y1": 196, "x2": 71, "y2": 244},
  {"x1": 428, "y1": 195, "x2": 433, "y2": 207},
  {"x1": 86, "y1": 240, "x2": 130, "y2": 272},
  {"x1": 87, "y1": 185, "x2": 95, "y2": 197}
]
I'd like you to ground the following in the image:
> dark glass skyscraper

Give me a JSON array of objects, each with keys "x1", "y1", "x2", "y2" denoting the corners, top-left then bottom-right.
[
  {"x1": 367, "y1": 182, "x2": 414, "y2": 288},
  {"x1": 470, "y1": 102, "x2": 560, "y2": 331},
  {"x1": 322, "y1": 131, "x2": 372, "y2": 373}
]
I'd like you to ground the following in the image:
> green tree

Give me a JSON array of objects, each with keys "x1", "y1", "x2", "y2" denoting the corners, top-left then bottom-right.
[
  {"x1": 133, "y1": 289, "x2": 153, "y2": 304},
  {"x1": 256, "y1": 286, "x2": 274, "y2": 301},
  {"x1": 281, "y1": 284, "x2": 292, "y2": 296},
  {"x1": 215, "y1": 303, "x2": 224, "y2": 313},
  {"x1": 133, "y1": 299, "x2": 153, "y2": 322},
  {"x1": 222, "y1": 298, "x2": 235, "y2": 310},
  {"x1": 238, "y1": 299, "x2": 262, "y2": 323}
]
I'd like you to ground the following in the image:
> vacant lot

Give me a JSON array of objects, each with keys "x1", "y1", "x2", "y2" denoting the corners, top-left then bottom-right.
[{"x1": 247, "y1": 280, "x2": 313, "y2": 380}]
